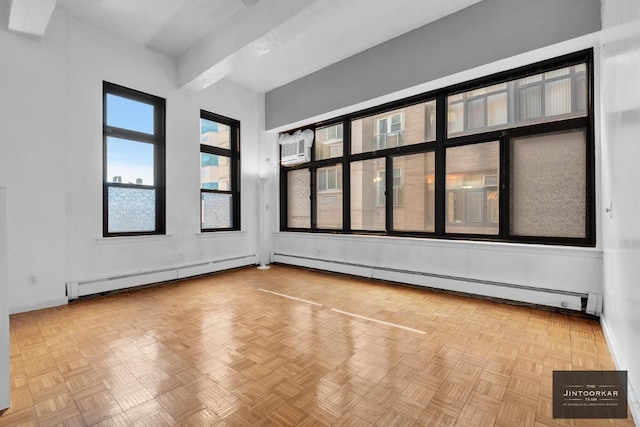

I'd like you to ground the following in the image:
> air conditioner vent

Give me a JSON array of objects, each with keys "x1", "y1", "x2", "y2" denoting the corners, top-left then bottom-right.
[{"x1": 279, "y1": 129, "x2": 313, "y2": 166}]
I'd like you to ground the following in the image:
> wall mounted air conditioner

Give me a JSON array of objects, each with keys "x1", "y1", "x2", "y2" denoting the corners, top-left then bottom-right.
[{"x1": 279, "y1": 129, "x2": 313, "y2": 166}]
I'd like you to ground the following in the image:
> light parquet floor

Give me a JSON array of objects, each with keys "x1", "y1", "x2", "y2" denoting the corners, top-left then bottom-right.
[{"x1": 0, "y1": 265, "x2": 635, "y2": 426}]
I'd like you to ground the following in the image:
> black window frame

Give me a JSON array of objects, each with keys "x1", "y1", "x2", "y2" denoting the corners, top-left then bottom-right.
[
  {"x1": 279, "y1": 49, "x2": 595, "y2": 247},
  {"x1": 103, "y1": 82, "x2": 166, "y2": 237},
  {"x1": 199, "y1": 110, "x2": 241, "y2": 232}
]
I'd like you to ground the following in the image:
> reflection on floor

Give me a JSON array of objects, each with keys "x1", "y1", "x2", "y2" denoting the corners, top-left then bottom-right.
[{"x1": 1, "y1": 265, "x2": 634, "y2": 426}]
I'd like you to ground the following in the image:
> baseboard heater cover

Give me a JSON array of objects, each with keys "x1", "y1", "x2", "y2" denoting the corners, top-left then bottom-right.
[
  {"x1": 66, "y1": 255, "x2": 257, "y2": 300},
  {"x1": 272, "y1": 253, "x2": 595, "y2": 313}
]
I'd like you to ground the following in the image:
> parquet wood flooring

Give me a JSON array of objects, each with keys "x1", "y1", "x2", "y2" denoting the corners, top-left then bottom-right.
[{"x1": 1, "y1": 265, "x2": 635, "y2": 426}]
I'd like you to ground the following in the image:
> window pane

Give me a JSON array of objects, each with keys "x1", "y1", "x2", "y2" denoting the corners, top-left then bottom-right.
[
  {"x1": 447, "y1": 101, "x2": 464, "y2": 134},
  {"x1": 519, "y1": 85, "x2": 542, "y2": 120},
  {"x1": 327, "y1": 168, "x2": 337, "y2": 189},
  {"x1": 425, "y1": 100, "x2": 436, "y2": 141},
  {"x1": 351, "y1": 158, "x2": 385, "y2": 231},
  {"x1": 107, "y1": 137, "x2": 154, "y2": 185},
  {"x1": 351, "y1": 101, "x2": 436, "y2": 154},
  {"x1": 487, "y1": 93, "x2": 508, "y2": 126},
  {"x1": 200, "y1": 118, "x2": 231, "y2": 149},
  {"x1": 446, "y1": 141, "x2": 499, "y2": 234},
  {"x1": 393, "y1": 152, "x2": 435, "y2": 232},
  {"x1": 202, "y1": 193, "x2": 232, "y2": 229},
  {"x1": 448, "y1": 64, "x2": 586, "y2": 137},
  {"x1": 390, "y1": 114, "x2": 402, "y2": 132},
  {"x1": 106, "y1": 94, "x2": 154, "y2": 134},
  {"x1": 576, "y1": 74, "x2": 587, "y2": 112},
  {"x1": 108, "y1": 187, "x2": 155, "y2": 233},
  {"x1": 510, "y1": 129, "x2": 586, "y2": 238},
  {"x1": 315, "y1": 124, "x2": 343, "y2": 160},
  {"x1": 200, "y1": 154, "x2": 230, "y2": 191},
  {"x1": 468, "y1": 98, "x2": 485, "y2": 129},
  {"x1": 287, "y1": 169, "x2": 310, "y2": 228},
  {"x1": 545, "y1": 79, "x2": 571, "y2": 116},
  {"x1": 317, "y1": 165, "x2": 342, "y2": 229}
]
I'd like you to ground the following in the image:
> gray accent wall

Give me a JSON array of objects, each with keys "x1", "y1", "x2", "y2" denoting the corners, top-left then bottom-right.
[{"x1": 265, "y1": 0, "x2": 601, "y2": 130}]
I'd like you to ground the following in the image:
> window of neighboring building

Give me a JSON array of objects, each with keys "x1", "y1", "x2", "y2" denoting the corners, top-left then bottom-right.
[
  {"x1": 103, "y1": 82, "x2": 166, "y2": 237},
  {"x1": 318, "y1": 165, "x2": 342, "y2": 192},
  {"x1": 200, "y1": 111, "x2": 240, "y2": 231},
  {"x1": 279, "y1": 50, "x2": 594, "y2": 246},
  {"x1": 315, "y1": 123, "x2": 344, "y2": 160},
  {"x1": 352, "y1": 101, "x2": 436, "y2": 154}
]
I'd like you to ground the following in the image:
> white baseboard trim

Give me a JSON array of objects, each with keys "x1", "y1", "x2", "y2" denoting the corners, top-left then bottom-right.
[
  {"x1": 11, "y1": 255, "x2": 258, "y2": 314},
  {"x1": 9, "y1": 296, "x2": 69, "y2": 315},
  {"x1": 66, "y1": 255, "x2": 258, "y2": 300},
  {"x1": 600, "y1": 315, "x2": 640, "y2": 426},
  {"x1": 272, "y1": 253, "x2": 587, "y2": 312}
]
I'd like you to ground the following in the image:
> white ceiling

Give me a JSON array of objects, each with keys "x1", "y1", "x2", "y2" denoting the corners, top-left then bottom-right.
[
  {"x1": 56, "y1": 0, "x2": 243, "y2": 57},
  {"x1": 16, "y1": 0, "x2": 483, "y2": 92}
]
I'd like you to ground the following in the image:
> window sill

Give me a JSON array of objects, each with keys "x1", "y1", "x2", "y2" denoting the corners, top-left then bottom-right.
[
  {"x1": 95, "y1": 234, "x2": 173, "y2": 245},
  {"x1": 196, "y1": 230, "x2": 245, "y2": 239},
  {"x1": 275, "y1": 231, "x2": 602, "y2": 258}
]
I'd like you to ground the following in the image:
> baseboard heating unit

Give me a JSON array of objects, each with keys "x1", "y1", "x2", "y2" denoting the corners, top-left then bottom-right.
[
  {"x1": 272, "y1": 253, "x2": 602, "y2": 316},
  {"x1": 66, "y1": 254, "x2": 257, "y2": 300}
]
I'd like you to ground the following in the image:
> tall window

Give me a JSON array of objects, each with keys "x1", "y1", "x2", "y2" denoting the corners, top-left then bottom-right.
[
  {"x1": 280, "y1": 50, "x2": 594, "y2": 246},
  {"x1": 200, "y1": 111, "x2": 240, "y2": 231},
  {"x1": 103, "y1": 82, "x2": 165, "y2": 237}
]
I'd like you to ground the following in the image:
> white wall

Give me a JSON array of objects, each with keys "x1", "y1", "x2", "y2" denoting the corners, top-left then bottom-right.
[
  {"x1": 274, "y1": 234, "x2": 602, "y2": 309},
  {"x1": 0, "y1": 7, "x2": 67, "y2": 313},
  {"x1": 0, "y1": 188, "x2": 9, "y2": 410},
  {"x1": 64, "y1": 16, "x2": 260, "y2": 285},
  {"x1": 256, "y1": 93, "x2": 279, "y2": 266},
  {"x1": 0, "y1": 9, "x2": 261, "y2": 313},
  {"x1": 600, "y1": 0, "x2": 640, "y2": 422}
]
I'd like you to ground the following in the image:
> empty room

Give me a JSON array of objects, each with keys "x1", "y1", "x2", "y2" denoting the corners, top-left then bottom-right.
[{"x1": 1, "y1": 0, "x2": 639, "y2": 426}]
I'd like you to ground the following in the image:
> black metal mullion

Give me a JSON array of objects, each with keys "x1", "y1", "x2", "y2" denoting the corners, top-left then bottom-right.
[
  {"x1": 232, "y1": 122, "x2": 240, "y2": 230},
  {"x1": 500, "y1": 132, "x2": 510, "y2": 240},
  {"x1": 310, "y1": 167, "x2": 317, "y2": 230},
  {"x1": 434, "y1": 94, "x2": 446, "y2": 236},
  {"x1": 385, "y1": 156, "x2": 393, "y2": 232},
  {"x1": 155, "y1": 96, "x2": 166, "y2": 234},
  {"x1": 342, "y1": 119, "x2": 351, "y2": 232},
  {"x1": 585, "y1": 51, "x2": 596, "y2": 245},
  {"x1": 200, "y1": 146, "x2": 232, "y2": 157},
  {"x1": 279, "y1": 167, "x2": 288, "y2": 230}
]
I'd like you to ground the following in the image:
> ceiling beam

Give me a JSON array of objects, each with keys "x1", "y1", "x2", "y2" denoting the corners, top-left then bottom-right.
[
  {"x1": 8, "y1": 0, "x2": 57, "y2": 37},
  {"x1": 177, "y1": 0, "x2": 320, "y2": 91}
]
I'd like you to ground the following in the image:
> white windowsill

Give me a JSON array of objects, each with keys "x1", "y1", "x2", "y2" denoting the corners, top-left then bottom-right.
[
  {"x1": 196, "y1": 230, "x2": 245, "y2": 239},
  {"x1": 95, "y1": 234, "x2": 173, "y2": 245},
  {"x1": 274, "y1": 231, "x2": 603, "y2": 258}
]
